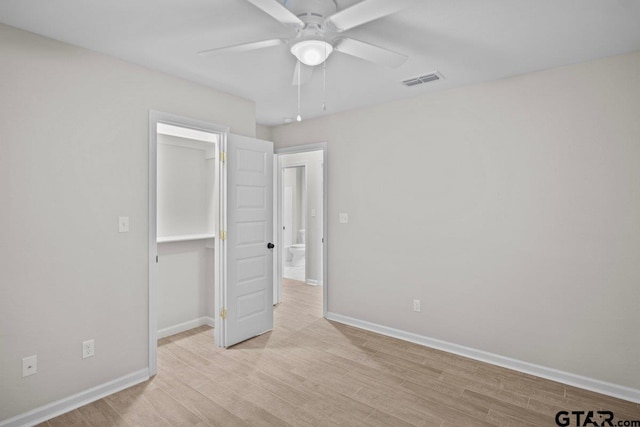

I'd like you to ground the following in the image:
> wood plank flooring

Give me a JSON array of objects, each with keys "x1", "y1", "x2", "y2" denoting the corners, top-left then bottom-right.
[{"x1": 39, "y1": 279, "x2": 639, "y2": 426}]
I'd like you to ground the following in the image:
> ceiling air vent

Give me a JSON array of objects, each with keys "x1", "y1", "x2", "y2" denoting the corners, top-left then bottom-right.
[{"x1": 402, "y1": 71, "x2": 444, "y2": 87}]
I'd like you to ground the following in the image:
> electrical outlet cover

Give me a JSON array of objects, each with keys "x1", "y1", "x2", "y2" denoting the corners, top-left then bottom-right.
[
  {"x1": 22, "y1": 355, "x2": 37, "y2": 377},
  {"x1": 118, "y1": 216, "x2": 129, "y2": 233},
  {"x1": 82, "y1": 339, "x2": 95, "y2": 359}
]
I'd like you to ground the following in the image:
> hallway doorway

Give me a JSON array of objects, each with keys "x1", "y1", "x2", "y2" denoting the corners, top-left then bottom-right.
[{"x1": 274, "y1": 144, "x2": 328, "y2": 317}]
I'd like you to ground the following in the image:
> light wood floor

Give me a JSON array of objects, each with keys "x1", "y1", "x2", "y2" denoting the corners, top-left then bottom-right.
[{"x1": 40, "y1": 279, "x2": 638, "y2": 426}]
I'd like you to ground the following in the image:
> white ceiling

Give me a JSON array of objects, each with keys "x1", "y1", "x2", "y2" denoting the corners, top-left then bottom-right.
[{"x1": 2, "y1": 0, "x2": 640, "y2": 126}]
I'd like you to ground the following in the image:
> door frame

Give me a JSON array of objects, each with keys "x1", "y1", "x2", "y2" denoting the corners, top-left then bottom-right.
[
  {"x1": 275, "y1": 143, "x2": 328, "y2": 318},
  {"x1": 148, "y1": 110, "x2": 228, "y2": 376}
]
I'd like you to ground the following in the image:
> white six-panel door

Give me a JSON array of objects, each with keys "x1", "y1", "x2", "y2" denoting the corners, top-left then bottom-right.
[{"x1": 223, "y1": 134, "x2": 274, "y2": 347}]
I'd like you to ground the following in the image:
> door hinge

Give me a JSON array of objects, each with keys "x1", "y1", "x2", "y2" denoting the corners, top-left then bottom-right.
[
  {"x1": 220, "y1": 151, "x2": 226, "y2": 162},
  {"x1": 220, "y1": 308, "x2": 227, "y2": 320},
  {"x1": 156, "y1": 255, "x2": 158, "y2": 263},
  {"x1": 220, "y1": 230, "x2": 227, "y2": 240}
]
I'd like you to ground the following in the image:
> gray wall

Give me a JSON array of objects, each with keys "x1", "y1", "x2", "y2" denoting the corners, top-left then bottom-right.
[
  {"x1": 271, "y1": 51, "x2": 640, "y2": 390},
  {"x1": 256, "y1": 124, "x2": 273, "y2": 142},
  {"x1": 0, "y1": 23, "x2": 254, "y2": 421},
  {"x1": 157, "y1": 240, "x2": 214, "y2": 331}
]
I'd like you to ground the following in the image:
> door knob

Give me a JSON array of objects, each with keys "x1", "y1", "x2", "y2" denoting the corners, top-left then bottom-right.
[{"x1": 267, "y1": 242, "x2": 275, "y2": 249}]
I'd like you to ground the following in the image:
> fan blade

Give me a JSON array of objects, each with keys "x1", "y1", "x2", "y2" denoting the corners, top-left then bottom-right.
[
  {"x1": 198, "y1": 39, "x2": 284, "y2": 56},
  {"x1": 247, "y1": 0, "x2": 304, "y2": 27},
  {"x1": 326, "y1": 0, "x2": 418, "y2": 32},
  {"x1": 334, "y1": 38, "x2": 407, "y2": 68},
  {"x1": 292, "y1": 61, "x2": 314, "y2": 86}
]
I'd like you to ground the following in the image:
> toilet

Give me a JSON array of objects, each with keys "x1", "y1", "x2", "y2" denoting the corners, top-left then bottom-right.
[{"x1": 288, "y1": 229, "x2": 306, "y2": 266}]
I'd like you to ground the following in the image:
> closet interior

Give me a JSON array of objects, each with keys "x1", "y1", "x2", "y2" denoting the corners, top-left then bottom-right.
[{"x1": 156, "y1": 123, "x2": 219, "y2": 338}]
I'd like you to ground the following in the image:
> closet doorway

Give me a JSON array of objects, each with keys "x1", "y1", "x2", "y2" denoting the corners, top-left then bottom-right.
[
  {"x1": 149, "y1": 111, "x2": 275, "y2": 373},
  {"x1": 148, "y1": 111, "x2": 227, "y2": 375}
]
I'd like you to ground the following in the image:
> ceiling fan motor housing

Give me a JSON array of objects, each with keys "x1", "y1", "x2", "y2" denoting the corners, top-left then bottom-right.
[
  {"x1": 284, "y1": 0, "x2": 337, "y2": 19},
  {"x1": 285, "y1": 0, "x2": 340, "y2": 52}
]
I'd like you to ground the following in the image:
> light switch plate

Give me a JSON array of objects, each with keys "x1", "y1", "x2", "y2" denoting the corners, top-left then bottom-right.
[
  {"x1": 118, "y1": 216, "x2": 129, "y2": 233},
  {"x1": 339, "y1": 213, "x2": 349, "y2": 224}
]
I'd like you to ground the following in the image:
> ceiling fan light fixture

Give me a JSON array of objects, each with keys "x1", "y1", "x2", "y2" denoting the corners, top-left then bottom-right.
[{"x1": 291, "y1": 39, "x2": 333, "y2": 66}]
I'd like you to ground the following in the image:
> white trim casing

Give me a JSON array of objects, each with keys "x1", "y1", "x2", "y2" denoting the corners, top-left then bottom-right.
[
  {"x1": 148, "y1": 113, "x2": 158, "y2": 376},
  {"x1": 272, "y1": 154, "x2": 279, "y2": 305},
  {"x1": 325, "y1": 312, "x2": 640, "y2": 404},
  {"x1": 0, "y1": 369, "x2": 149, "y2": 427},
  {"x1": 215, "y1": 132, "x2": 228, "y2": 348}
]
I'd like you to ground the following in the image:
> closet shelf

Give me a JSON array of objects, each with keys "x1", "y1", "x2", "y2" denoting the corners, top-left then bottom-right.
[{"x1": 157, "y1": 233, "x2": 215, "y2": 243}]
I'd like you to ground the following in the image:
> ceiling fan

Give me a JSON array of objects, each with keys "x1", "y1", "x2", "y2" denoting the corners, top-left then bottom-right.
[{"x1": 199, "y1": 0, "x2": 417, "y2": 85}]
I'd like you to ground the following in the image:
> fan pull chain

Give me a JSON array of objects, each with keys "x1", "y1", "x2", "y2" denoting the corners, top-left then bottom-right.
[
  {"x1": 296, "y1": 61, "x2": 302, "y2": 122},
  {"x1": 322, "y1": 44, "x2": 327, "y2": 112}
]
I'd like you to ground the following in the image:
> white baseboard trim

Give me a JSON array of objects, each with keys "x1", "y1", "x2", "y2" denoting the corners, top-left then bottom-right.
[
  {"x1": 306, "y1": 279, "x2": 319, "y2": 286},
  {"x1": 157, "y1": 316, "x2": 215, "y2": 340},
  {"x1": 0, "y1": 368, "x2": 149, "y2": 427},
  {"x1": 325, "y1": 312, "x2": 640, "y2": 404}
]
